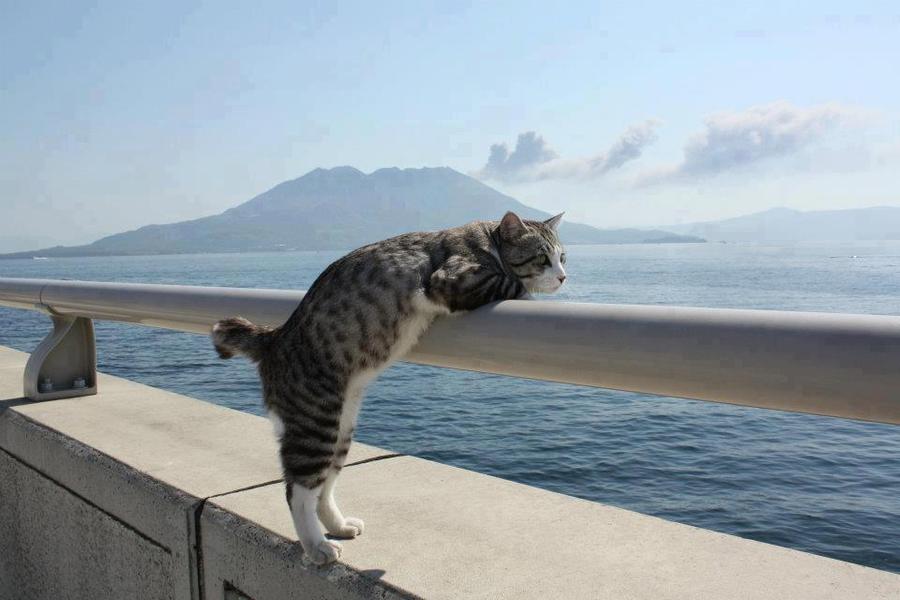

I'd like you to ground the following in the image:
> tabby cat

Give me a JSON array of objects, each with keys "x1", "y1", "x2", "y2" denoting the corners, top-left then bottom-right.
[{"x1": 211, "y1": 211, "x2": 567, "y2": 564}]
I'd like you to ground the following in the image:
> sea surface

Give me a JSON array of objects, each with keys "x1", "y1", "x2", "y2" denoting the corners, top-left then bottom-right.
[{"x1": 1, "y1": 242, "x2": 899, "y2": 573}]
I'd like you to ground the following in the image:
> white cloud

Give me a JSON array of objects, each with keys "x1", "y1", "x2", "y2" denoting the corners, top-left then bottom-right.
[
  {"x1": 476, "y1": 121, "x2": 660, "y2": 183},
  {"x1": 479, "y1": 132, "x2": 558, "y2": 181},
  {"x1": 637, "y1": 101, "x2": 866, "y2": 185}
]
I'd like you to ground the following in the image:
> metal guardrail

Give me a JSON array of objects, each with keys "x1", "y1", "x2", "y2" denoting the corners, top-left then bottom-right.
[{"x1": 1, "y1": 277, "x2": 898, "y2": 425}]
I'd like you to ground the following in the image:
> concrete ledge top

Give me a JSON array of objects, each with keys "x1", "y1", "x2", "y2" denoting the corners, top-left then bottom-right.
[
  {"x1": 0, "y1": 346, "x2": 386, "y2": 499},
  {"x1": 1, "y1": 345, "x2": 898, "y2": 599},
  {"x1": 210, "y1": 456, "x2": 899, "y2": 600}
]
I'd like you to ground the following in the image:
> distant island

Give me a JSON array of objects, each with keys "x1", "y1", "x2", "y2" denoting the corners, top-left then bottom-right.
[
  {"x1": 1, "y1": 167, "x2": 703, "y2": 259},
  {"x1": 668, "y1": 206, "x2": 900, "y2": 243}
]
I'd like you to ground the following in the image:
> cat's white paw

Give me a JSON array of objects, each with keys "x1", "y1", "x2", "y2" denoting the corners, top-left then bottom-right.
[
  {"x1": 307, "y1": 540, "x2": 342, "y2": 565},
  {"x1": 328, "y1": 517, "x2": 365, "y2": 538}
]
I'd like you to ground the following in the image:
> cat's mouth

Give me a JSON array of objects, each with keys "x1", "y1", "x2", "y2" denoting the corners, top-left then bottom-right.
[
  {"x1": 526, "y1": 279, "x2": 565, "y2": 295},
  {"x1": 546, "y1": 281, "x2": 564, "y2": 294}
]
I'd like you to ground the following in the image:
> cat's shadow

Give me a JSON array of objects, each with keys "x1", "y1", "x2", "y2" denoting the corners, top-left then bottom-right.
[{"x1": 359, "y1": 568, "x2": 386, "y2": 581}]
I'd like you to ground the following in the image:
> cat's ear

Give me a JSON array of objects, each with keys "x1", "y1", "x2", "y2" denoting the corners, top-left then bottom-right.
[
  {"x1": 499, "y1": 212, "x2": 528, "y2": 239},
  {"x1": 544, "y1": 212, "x2": 564, "y2": 231}
]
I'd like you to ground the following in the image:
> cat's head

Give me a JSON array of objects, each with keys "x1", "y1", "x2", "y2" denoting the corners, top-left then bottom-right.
[{"x1": 497, "y1": 211, "x2": 567, "y2": 294}]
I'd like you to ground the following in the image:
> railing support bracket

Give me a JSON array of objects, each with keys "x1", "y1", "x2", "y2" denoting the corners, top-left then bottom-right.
[{"x1": 24, "y1": 314, "x2": 97, "y2": 401}]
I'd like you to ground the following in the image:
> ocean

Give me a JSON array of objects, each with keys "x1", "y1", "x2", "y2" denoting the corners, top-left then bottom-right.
[{"x1": 1, "y1": 241, "x2": 898, "y2": 573}]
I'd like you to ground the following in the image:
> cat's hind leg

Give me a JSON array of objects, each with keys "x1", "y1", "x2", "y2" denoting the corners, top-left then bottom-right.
[
  {"x1": 286, "y1": 481, "x2": 341, "y2": 564},
  {"x1": 280, "y1": 419, "x2": 343, "y2": 564},
  {"x1": 317, "y1": 433, "x2": 364, "y2": 538}
]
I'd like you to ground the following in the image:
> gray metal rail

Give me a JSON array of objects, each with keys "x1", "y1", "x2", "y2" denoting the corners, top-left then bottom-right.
[{"x1": 1, "y1": 277, "x2": 899, "y2": 425}]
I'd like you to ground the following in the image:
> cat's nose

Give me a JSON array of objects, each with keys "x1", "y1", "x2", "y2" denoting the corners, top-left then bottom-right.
[{"x1": 557, "y1": 275, "x2": 566, "y2": 283}]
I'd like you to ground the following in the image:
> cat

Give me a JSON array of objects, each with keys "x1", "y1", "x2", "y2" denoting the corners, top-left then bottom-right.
[{"x1": 211, "y1": 211, "x2": 567, "y2": 564}]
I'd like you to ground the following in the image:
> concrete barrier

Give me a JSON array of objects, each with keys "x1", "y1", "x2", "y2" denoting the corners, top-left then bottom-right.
[{"x1": 0, "y1": 346, "x2": 897, "y2": 599}]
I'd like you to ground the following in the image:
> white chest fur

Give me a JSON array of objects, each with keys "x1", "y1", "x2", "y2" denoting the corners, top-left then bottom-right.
[{"x1": 338, "y1": 290, "x2": 448, "y2": 439}]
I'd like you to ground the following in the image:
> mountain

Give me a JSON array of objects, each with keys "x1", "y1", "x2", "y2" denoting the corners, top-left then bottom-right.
[
  {"x1": 1, "y1": 167, "x2": 702, "y2": 258},
  {"x1": 668, "y1": 206, "x2": 900, "y2": 243}
]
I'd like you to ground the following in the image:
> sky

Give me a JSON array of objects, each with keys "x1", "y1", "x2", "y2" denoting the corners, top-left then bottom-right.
[{"x1": 2, "y1": 1, "x2": 899, "y2": 252}]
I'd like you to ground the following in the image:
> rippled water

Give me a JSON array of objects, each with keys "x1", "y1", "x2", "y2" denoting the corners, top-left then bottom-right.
[{"x1": 1, "y1": 242, "x2": 898, "y2": 573}]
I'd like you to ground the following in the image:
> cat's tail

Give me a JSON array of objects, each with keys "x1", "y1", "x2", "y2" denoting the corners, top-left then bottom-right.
[{"x1": 211, "y1": 316, "x2": 273, "y2": 362}]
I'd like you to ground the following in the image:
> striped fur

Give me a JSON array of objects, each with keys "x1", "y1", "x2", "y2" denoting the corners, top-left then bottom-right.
[{"x1": 211, "y1": 211, "x2": 565, "y2": 564}]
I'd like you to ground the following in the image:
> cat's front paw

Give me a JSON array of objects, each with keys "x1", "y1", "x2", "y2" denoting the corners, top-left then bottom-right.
[
  {"x1": 328, "y1": 517, "x2": 364, "y2": 539},
  {"x1": 307, "y1": 540, "x2": 342, "y2": 565}
]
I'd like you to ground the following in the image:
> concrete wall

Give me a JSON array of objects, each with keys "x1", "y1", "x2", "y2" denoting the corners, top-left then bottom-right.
[
  {"x1": 0, "y1": 451, "x2": 174, "y2": 600},
  {"x1": 1, "y1": 346, "x2": 897, "y2": 600}
]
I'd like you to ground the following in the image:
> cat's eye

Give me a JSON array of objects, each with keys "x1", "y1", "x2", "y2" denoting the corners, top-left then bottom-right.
[
  {"x1": 538, "y1": 255, "x2": 551, "y2": 267},
  {"x1": 560, "y1": 253, "x2": 567, "y2": 264}
]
